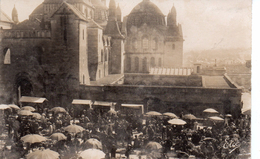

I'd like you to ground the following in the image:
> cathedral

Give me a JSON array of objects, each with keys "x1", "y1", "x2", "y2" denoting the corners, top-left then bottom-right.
[
  {"x1": 124, "y1": 0, "x2": 183, "y2": 73},
  {"x1": 0, "y1": 0, "x2": 182, "y2": 107}
]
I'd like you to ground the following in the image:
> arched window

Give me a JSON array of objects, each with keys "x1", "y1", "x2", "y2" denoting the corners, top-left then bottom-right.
[
  {"x1": 152, "y1": 38, "x2": 158, "y2": 50},
  {"x1": 142, "y1": 36, "x2": 149, "y2": 50},
  {"x1": 172, "y1": 44, "x2": 175, "y2": 50},
  {"x1": 142, "y1": 57, "x2": 147, "y2": 72},
  {"x1": 132, "y1": 38, "x2": 138, "y2": 50},
  {"x1": 150, "y1": 57, "x2": 155, "y2": 67},
  {"x1": 101, "y1": 50, "x2": 104, "y2": 62},
  {"x1": 126, "y1": 57, "x2": 131, "y2": 72},
  {"x1": 158, "y1": 58, "x2": 162, "y2": 67},
  {"x1": 99, "y1": 70, "x2": 101, "y2": 78},
  {"x1": 83, "y1": 75, "x2": 85, "y2": 84},
  {"x1": 4, "y1": 48, "x2": 11, "y2": 64},
  {"x1": 134, "y1": 57, "x2": 139, "y2": 72}
]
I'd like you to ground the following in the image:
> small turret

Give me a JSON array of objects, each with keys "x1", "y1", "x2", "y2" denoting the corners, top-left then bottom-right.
[
  {"x1": 116, "y1": 4, "x2": 121, "y2": 22},
  {"x1": 167, "y1": 4, "x2": 177, "y2": 26},
  {"x1": 12, "y1": 5, "x2": 19, "y2": 24},
  {"x1": 108, "y1": 0, "x2": 116, "y2": 20}
]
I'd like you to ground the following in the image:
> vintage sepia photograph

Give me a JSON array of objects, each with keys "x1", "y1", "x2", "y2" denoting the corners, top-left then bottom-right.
[{"x1": 0, "y1": 0, "x2": 252, "y2": 158}]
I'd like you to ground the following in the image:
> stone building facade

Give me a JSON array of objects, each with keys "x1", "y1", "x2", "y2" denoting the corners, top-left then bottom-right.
[
  {"x1": 0, "y1": 0, "x2": 125, "y2": 106},
  {"x1": 124, "y1": 0, "x2": 183, "y2": 73}
]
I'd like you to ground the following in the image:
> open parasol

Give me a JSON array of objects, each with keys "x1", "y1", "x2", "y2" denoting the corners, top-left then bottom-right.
[
  {"x1": 146, "y1": 111, "x2": 162, "y2": 116},
  {"x1": 83, "y1": 138, "x2": 102, "y2": 150},
  {"x1": 50, "y1": 107, "x2": 67, "y2": 113},
  {"x1": 168, "y1": 119, "x2": 187, "y2": 125},
  {"x1": 49, "y1": 133, "x2": 67, "y2": 141},
  {"x1": 208, "y1": 116, "x2": 224, "y2": 121},
  {"x1": 21, "y1": 106, "x2": 35, "y2": 112},
  {"x1": 79, "y1": 149, "x2": 106, "y2": 159},
  {"x1": 0, "y1": 104, "x2": 11, "y2": 110},
  {"x1": 32, "y1": 113, "x2": 42, "y2": 119},
  {"x1": 64, "y1": 124, "x2": 85, "y2": 133},
  {"x1": 26, "y1": 149, "x2": 59, "y2": 159},
  {"x1": 225, "y1": 114, "x2": 232, "y2": 117},
  {"x1": 203, "y1": 108, "x2": 219, "y2": 113},
  {"x1": 183, "y1": 114, "x2": 197, "y2": 120},
  {"x1": 146, "y1": 141, "x2": 162, "y2": 150},
  {"x1": 18, "y1": 110, "x2": 33, "y2": 116},
  {"x1": 163, "y1": 112, "x2": 178, "y2": 118},
  {"x1": 21, "y1": 134, "x2": 47, "y2": 144},
  {"x1": 8, "y1": 104, "x2": 20, "y2": 110}
]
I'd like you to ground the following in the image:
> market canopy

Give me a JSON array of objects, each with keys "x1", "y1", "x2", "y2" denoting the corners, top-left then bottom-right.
[
  {"x1": 20, "y1": 96, "x2": 47, "y2": 103},
  {"x1": 121, "y1": 104, "x2": 143, "y2": 108},
  {"x1": 72, "y1": 99, "x2": 91, "y2": 105},
  {"x1": 121, "y1": 104, "x2": 144, "y2": 114},
  {"x1": 94, "y1": 101, "x2": 115, "y2": 107}
]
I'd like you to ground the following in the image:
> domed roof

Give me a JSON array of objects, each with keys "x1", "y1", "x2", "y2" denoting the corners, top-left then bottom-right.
[
  {"x1": 43, "y1": 0, "x2": 64, "y2": 4},
  {"x1": 126, "y1": 0, "x2": 166, "y2": 32},
  {"x1": 129, "y1": 0, "x2": 164, "y2": 16},
  {"x1": 30, "y1": 3, "x2": 44, "y2": 15}
]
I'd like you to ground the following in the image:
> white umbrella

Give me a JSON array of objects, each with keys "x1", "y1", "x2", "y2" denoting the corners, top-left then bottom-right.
[
  {"x1": 79, "y1": 149, "x2": 105, "y2": 159},
  {"x1": 203, "y1": 108, "x2": 218, "y2": 113},
  {"x1": 8, "y1": 104, "x2": 20, "y2": 110},
  {"x1": 26, "y1": 149, "x2": 59, "y2": 159},
  {"x1": 146, "y1": 111, "x2": 162, "y2": 116},
  {"x1": 208, "y1": 116, "x2": 224, "y2": 121},
  {"x1": 168, "y1": 119, "x2": 186, "y2": 125},
  {"x1": 0, "y1": 104, "x2": 11, "y2": 110},
  {"x1": 163, "y1": 112, "x2": 178, "y2": 118}
]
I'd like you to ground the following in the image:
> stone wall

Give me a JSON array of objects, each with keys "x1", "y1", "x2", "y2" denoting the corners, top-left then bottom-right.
[
  {"x1": 123, "y1": 74, "x2": 202, "y2": 87},
  {"x1": 80, "y1": 84, "x2": 242, "y2": 118}
]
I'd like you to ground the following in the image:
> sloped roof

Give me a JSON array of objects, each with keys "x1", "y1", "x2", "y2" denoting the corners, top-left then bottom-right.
[
  {"x1": 12, "y1": 19, "x2": 42, "y2": 30},
  {"x1": 50, "y1": 2, "x2": 87, "y2": 21},
  {"x1": 202, "y1": 76, "x2": 231, "y2": 88},
  {"x1": 88, "y1": 19, "x2": 103, "y2": 29},
  {"x1": 0, "y1": 9, "x2": 13, "y2": 23},
  {"x1": 104, "y1": 20, "x2": 124, "y2": 38}
]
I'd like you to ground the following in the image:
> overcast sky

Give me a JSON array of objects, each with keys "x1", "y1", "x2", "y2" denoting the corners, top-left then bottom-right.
[{"x1": 0, "y1": 0, "x2": 252, "y2": 52}]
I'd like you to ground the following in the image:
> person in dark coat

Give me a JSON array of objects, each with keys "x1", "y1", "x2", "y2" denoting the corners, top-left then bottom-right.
[{"x1": 133, "y1": 135, "x2": 141, "y2": 149}]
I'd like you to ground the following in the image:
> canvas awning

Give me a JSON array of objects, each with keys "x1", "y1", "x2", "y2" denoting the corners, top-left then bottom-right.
[
  {"x1": 121, "y1": 104, "x2": 144, "y2": 114},
  {"x1": 19, "y1": 96, "x2": 47, "y2": 103},
  {"x1": 94, "y1": 101, "x2": 115, "y2": 107},
  {"x1": 121, "y1": 104, "x2": 143, "y2": 108},
  {"x1": 72, "y1": 99, "x2": 91, "y2": 105}
]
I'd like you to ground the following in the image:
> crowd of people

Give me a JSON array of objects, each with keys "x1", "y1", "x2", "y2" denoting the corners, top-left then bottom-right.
[{"x1": 0, "y1": 105, "x2": 251, "y2": 159}]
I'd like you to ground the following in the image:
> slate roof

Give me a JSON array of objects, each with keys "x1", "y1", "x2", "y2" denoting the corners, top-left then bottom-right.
[
  {"x1": 104, "y1": 20, "x2": 124, "y2": 38},
  {"x1": 50, "y1": 2, "x2": 87, "y2": 21},
  {"x1": 202, "y1": 76, "x2": 231, "y2": 88},
  {"x1": 12, "y1": 19, "x2": 42, "y2": 30},
  {"x1": 88, "y1": 19, "x2": 103, "y2": 29}
]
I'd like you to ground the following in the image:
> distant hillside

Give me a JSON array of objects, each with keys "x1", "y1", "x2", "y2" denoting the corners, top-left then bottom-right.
[{"x1": 183, "y1": 48, "x2": 251, "y2": 67}]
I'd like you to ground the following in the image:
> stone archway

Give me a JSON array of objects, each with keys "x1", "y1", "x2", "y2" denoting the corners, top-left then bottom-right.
[{"x1": 15, "y1": 73, "x2": 33, "y2": 103}]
